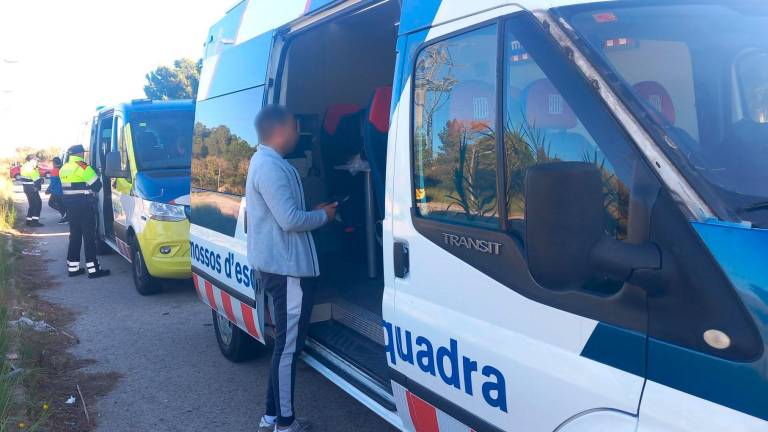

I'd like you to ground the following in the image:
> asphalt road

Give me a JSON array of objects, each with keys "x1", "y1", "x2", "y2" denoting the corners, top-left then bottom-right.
[{"x1": 13, "y1": 185, "x2": 395, "y2": 432}]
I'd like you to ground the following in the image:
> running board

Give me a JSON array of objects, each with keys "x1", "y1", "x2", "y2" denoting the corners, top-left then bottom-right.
[
  {"x1": 103, "y1": 237, "x2": 132, "y2": 262},
  {"x1": 329, "y1": 297, "x2": 385, "y2": 345},
  {"x1": 302, "y1": 339, "x2": 403, "y2": 430}
]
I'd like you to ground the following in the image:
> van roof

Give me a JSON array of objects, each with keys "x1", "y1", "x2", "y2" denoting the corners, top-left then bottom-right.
[
  {"x1": 203, "y1": 0, "x2": 620, "y2": 58},
  {"x1": 97, "y1": 99, "x2": 195, "y2": 116}
]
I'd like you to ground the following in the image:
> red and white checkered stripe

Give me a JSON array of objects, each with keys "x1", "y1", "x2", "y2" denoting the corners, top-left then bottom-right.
[
  {"x1": 392, "y1": 381, "x2": 474, "y2": 432},
  {"x1": 115, "y1": 237, "x2": 132, "y2": 262},
  {"x1": 192, "y1": 272, "x2": 264, "y2": 343}
]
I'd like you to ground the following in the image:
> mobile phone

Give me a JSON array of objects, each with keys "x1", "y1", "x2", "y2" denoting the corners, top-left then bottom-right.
[{"x1": 330, "y1": 195, "x2": 351, "y2": 204}]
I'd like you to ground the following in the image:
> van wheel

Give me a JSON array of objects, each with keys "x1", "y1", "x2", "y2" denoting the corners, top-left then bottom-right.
[
  {"x1": 212, "y1": 309, "x2": 261, "y2": 362},
  {"x1": 130, "y1": 238, "x2": 161, "y2": 296}
]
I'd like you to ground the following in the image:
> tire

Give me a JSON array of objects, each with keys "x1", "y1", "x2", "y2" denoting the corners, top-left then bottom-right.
[
  {"x1": 212, "y1": 309, "x2": 262, "y2": 362},
  {"x1": 130, "y1": 237, "x2": 162, "y2": 296}
]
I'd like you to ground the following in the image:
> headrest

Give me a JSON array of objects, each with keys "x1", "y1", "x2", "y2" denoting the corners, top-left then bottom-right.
[
  {"x1": 524, "y1": 79, "x2": 577, "y2": 130},
  {"x1": 447, "y1": 80, "x2": 496, "y2": 129},
  {"x1": 368, "y1": 87, "x2": 392, "y2": 133},
  {"x1": 632, "y1": 81, "x2": 675, "y2": 125},
  {"x1": 323, "y1": 104, "x2": 361, "y2": 135}
]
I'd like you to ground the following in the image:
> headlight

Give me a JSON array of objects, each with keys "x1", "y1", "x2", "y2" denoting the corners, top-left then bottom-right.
[{"x1": 143, "y1": 201, "x2": 187, "y2": 222}]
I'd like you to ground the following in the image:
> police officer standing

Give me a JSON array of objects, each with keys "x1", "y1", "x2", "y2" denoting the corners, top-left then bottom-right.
[
  {"x1": 59, "y1": 145, "x2": 110, "y2": 279},
  {"x1": 19, "y1": 154, "x2": 44, "y2": 227}
]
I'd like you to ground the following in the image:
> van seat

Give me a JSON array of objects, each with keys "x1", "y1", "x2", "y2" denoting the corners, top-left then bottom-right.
[{"x1": 523, "y1": 79, "x2": 594, "y2": 162}]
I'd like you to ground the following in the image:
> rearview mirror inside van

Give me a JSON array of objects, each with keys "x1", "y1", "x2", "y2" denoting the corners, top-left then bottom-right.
[
  {"x1": 105, "y1": 151, "x2": 129, "y2": 179},
  {"x1": 524, "y1": 162, "x2": 660, "y2": 292}
]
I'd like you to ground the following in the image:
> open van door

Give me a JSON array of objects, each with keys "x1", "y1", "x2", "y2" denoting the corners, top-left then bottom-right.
[{"x1": 386, "y1": 4, "x2": 651, "y2": 431}]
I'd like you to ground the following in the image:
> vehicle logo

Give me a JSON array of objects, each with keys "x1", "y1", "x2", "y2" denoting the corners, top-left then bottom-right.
[{"x1": 442, "y1": 233, "x2": 502, "y2": 255}]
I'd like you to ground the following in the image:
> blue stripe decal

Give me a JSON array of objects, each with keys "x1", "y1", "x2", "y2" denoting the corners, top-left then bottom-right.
[
  {"x1": 134, "y1": 171, "x2": 190, "y2": 203},
  {"x1": 582, "y1": 222, "x2": 768, "y2": 421},
  {"x1": 580, "y1": 322, "x2": 645, "y2": 378},
  {"x1": 646, "y1": 337, "x2": 767, "y2": 420}
]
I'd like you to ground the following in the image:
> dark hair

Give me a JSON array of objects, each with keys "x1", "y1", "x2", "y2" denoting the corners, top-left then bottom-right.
[
  {"x1": 255, "y1": 104, "x2": 293, "y2": 142},
  {"x1": 26, "y1": 154, "x2": 35, "y2": 161},
  {"x1": 53, "y1": 156, "x2": 62, "y2": 167}
]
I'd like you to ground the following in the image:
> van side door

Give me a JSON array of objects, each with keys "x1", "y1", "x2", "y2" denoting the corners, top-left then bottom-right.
[
  {"x1": 387, "y1": 9, "x2": 650, "y2": 432},
  {"x1": 111, "y1": 114, "x2": 132, "y2": 243}
]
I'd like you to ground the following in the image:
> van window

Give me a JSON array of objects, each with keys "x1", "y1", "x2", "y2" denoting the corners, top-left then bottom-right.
[
  {"x1": 130, "y1": 110, "x2": 194, "y2": 171},
  {"x1": 502, "y1": 25, "x2": 629, "y2": 238},
  {"x1": 411, "y1": 21, "x2": 630, "y2": 238},
  {"x1": 413, "y1": 24, "x2": 500, "y2": 228},
  {"x1": 192, "y1": 87, "x2": 262, "y2": 196},
  {"x1": 115, "y1": 116, "x2": 130, "y2": 172}
]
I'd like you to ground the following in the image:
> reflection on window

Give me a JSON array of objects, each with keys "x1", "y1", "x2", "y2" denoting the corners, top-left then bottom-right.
[
  {"x1": 503, "y1": 28, "x2": 629, "y2": 239},
  {"x1": 192, "y1": 87, "x2": 263, "y2": 196},
  {"x1": 413, "y1": 25, "x2": 499, "y2": 228},
  {"x1": 737, "y1": 51, "x2": 768, "y2": 124}
]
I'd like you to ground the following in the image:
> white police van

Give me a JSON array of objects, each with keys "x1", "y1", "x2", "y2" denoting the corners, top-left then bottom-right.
[{"x1": 189, "y1": 1, "x2": 768, "y2": 430}]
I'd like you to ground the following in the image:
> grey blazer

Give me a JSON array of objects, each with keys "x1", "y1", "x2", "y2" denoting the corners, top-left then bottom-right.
[{"x1": 246, "y1": 145, "x2": 327, "y2": 278}]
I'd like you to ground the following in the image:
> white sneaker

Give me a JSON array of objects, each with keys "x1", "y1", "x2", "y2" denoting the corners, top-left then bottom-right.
[
  {"x1": 258, "y1": 416, "x2": 276, "y2": 432},
  {"x1": 275, "y1": 419, "x2": 312, "y2": 432}
]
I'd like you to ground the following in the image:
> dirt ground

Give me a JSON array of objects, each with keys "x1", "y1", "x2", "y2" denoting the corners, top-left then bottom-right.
[{"x1": 10, "y1": 229, "x2": 120, "y2": 431}]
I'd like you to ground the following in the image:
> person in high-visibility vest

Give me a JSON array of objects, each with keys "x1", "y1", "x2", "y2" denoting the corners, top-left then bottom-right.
[
  {"x1": 59, "y1": 145, "x2": 110, "y2": 279},
  {"x1": 19, "y1": 154, "x2": 43, "y2": 227}
]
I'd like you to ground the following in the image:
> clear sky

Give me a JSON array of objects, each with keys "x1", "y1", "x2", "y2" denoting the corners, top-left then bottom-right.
[{"x1": 0, "y1": 0, "x2": 236, "y2": 158}]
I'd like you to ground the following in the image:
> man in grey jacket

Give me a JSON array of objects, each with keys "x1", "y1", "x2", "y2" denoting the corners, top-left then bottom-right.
[{"x1": 247, "y1": 105, "x2": 336, "y2": 432}]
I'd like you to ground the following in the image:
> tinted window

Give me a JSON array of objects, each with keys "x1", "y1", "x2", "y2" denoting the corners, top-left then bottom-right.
[
  {"x1": 130, "y1": 110, "x2": 194, "y2": 171},
  {"x1": 192, "y1": 87, "x2": 263, "y2": 196},
  {"x1": 502, "y1": 25, "x2": 629, "y2": 238},
  {"x1": 412, "y1": 25, "x2": 500, "y2": 228}
]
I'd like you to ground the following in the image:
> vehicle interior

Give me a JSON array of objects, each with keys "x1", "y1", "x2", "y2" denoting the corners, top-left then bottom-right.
[{"x1": 277, "y1": 0, "x2": 400, "y2": 396}]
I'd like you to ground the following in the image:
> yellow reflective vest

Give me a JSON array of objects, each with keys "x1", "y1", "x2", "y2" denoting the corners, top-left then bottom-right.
[
  {"x1": 19, "y1": 160, "x2": 40, "y2": 184},
  {"x1": 60, "y1": 156, "x2": 98, "y2": 195}
]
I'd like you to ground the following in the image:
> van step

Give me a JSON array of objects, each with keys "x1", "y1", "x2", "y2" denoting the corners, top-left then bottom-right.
[
  {"x1": 309, "y1": 320, "x2": 390, "y2": 390},
  {"x1": 329, "y1": 297, "x2": 385, "y2": 345}
]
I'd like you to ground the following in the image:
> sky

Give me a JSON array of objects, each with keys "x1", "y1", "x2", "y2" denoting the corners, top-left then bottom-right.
[{"x1": 0, "y1": 0, "x2": 236, "y2": 158}]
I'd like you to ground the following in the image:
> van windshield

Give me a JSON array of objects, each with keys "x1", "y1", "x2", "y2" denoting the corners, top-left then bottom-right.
[
  {"x1": 560, "y1": 1, "x2": 768, "y2": 227},
  {"x1": 130, "y1": 110, "x2": 194, "y2": 171}
]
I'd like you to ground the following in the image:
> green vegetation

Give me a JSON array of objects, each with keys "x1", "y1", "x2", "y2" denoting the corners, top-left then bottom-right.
[
  {"x1": 0, "y1": 179, "x2": 49, "y2": 431},
  {"x1": 0, "y1": 178, "x2": 15, "y2": 232},
  {"x1": 144, "y1": 58, "x2": 202, "y2": 100}
]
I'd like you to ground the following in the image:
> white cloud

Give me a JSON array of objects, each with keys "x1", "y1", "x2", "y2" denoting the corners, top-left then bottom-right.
[{"x1": 0, "y1": 0, "x2": 234, "y2": 157}]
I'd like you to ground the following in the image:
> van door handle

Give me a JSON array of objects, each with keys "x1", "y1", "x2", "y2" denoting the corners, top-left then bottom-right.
[{"x1": 393, "y1": 241, "x2": 409, "y2": 278}]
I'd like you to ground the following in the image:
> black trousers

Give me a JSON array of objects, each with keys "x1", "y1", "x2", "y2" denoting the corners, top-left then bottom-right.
[
  {"x1": 262, "y1": 272, "x2": 317, "y2": 426},
  {"x1": 64, "y1": 197, "x2": 99, "y2": 273},
  {"x1": 23, "y1": 185, "x2": 42, "y2": 220},
  {"x1": 48, "y1": 194, "x2": 65, "y2": 217}
]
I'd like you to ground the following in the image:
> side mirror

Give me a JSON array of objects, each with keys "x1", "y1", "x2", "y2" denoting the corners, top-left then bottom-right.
[
  {"x1": 524, "y1": 162, "x2": 660, "y2": 291},
  {"x1": 104, "y1": 151, "x2": 129, "y2": 179}
]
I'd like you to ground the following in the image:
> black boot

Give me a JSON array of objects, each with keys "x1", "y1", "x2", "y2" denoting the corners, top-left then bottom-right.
[
  {"x1": 29, "y1": 220, "x2": 44, "y2": 227},
  {"x1": 68, "y1": 269, "x2": 85, "y2": 277},
  {"x1": 88, "y1": 269, "x2": 110, "y2": 279}
]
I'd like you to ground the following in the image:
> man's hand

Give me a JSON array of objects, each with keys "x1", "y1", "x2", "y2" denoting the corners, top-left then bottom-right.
[{"x1": 319, "y1": 202, "x2": 338, "y2": 222}]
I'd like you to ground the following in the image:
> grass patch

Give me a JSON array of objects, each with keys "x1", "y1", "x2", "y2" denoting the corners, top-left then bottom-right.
[{"x1": 0, "y1": 178, "x2": 15, "y2": 232}]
